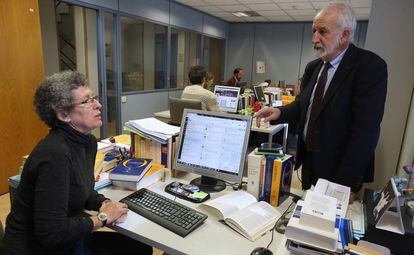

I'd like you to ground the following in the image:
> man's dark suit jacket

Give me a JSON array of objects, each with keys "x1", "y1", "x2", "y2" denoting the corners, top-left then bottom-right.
[
  {"x1": 226, "y1": 76, "x2": 237, "y2": 86},
  {"x1": 274, "y1": 44, "x2": 387, "y2": 192}
]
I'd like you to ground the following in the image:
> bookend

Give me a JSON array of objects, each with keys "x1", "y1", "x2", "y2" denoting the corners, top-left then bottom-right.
[{"x1": 373, "y1": 178, "x2": 405, "y2": 235}]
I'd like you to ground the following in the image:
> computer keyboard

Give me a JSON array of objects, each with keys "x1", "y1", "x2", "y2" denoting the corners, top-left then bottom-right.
[{"x1": 120, "y1": 188, "x2": 208, "y2": 237}]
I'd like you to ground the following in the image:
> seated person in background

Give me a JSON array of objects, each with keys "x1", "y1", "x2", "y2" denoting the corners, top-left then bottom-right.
[
  {"x1": 181, "y1": 66, "x2": 221, "y2": 112},
  {"x1": 0, "y1": 71, "x2": 152, "y2": 255},
  {"x1": 206, "y1": 71, "x2": 215, "y2": 87},
  {"x1": 226, "y1": 67, "x2": 243, "y2": 86}
]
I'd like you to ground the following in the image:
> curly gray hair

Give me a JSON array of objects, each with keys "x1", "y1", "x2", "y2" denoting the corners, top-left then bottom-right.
[
  {"x1": 317, "y1": 2, "x2": 357, "y2": 43},
  {"x1": 34, "y1": 71, "x2": 87, "y2": 127}
]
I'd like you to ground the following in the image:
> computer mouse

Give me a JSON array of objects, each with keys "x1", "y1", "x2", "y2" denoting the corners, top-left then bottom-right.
[{"x1": 250, "y1": 247, "x2": 273, "y2": 255}]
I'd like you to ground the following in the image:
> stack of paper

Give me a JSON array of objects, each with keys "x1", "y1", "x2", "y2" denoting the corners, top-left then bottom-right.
[{"x1": 125, "y1": 118, "x2": 180, "y2": 144}]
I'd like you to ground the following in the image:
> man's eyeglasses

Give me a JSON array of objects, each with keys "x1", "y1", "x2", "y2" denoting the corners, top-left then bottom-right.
[{"x1": 73, "y1": 95, "x2": 100, "y2": 108}]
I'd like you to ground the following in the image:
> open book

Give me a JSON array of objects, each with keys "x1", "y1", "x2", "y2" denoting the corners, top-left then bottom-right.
[{"x1": 199, "y1": 191, "x2": 281, "y2": 241}]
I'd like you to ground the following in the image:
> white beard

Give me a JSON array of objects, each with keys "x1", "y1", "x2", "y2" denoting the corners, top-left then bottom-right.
[{"x1": 313, "y1": 37, "x2": 340, "y2": 59}]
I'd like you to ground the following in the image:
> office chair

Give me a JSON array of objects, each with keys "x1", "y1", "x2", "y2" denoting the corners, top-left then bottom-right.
[{"x1": 169, "y1": 97, "x2": 202, "y2": 126}]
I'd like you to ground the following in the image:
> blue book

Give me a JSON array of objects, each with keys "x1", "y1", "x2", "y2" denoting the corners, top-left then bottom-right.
[
  {"x1": 262, "y1": 155, "x2": 276, "y2": 202},
  {"x1": 109, "y1": 157, "x2": 153, "y2": 182}
]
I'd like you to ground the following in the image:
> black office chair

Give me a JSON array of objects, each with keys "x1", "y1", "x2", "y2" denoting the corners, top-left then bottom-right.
[{"x1": 169, "y1": 97, "x2": 202, "y2": 126}]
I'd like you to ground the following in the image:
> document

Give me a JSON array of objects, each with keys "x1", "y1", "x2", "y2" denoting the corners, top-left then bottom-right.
[
  {"x1": 130, "y1": 117, "x2": 180, "y2": 136},
  {"x1": 199, "y1": 191, "x2": 280, "y2": 241}
]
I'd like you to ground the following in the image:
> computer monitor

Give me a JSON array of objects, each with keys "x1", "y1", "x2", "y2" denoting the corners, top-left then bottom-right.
[
  {"x1": 174, "y1": 109, "x2": 252, "y2": 192},
  {"x1": 236, "y1": 81, "x2": 248, "y2": 94},
  {"x1": 213, "y1": 85, "x2": 241, "y2": 113},
  {"x1": 253, "y1": 85, "x2": 266, "y2": 103}
]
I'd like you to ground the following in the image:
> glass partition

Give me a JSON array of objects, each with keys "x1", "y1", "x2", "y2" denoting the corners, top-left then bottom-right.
[
  {"x1": 121, "y1": 17, "x2": 167, "y2": 92},
  {"x1": 203, "y1": 36, "x2": 225, "y2": 85},
  {"x1": 55, "y1": 1, "x2": 101, "y2": 138},
  {"x1": 170, "y1": 28, "x2": 201, "y2": 88}
]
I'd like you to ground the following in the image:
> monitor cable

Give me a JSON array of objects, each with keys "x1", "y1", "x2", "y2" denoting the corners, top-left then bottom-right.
[
  {"x1": 224, "y1": 181, "x2": 247, "y2": 191},
  {"x1": 267, "y1": 200, "x2": 295, "y2": 249},
  {"x1": 296, "y1": 168, "x2": 302, "y2": 184}
]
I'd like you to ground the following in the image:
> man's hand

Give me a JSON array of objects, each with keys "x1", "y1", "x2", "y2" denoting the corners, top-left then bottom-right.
[{"x1": 253, "y1": 106, "x2": 281, "y2": 127}]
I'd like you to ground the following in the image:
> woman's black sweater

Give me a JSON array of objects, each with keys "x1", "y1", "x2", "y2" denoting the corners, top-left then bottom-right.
[{"x1": 1, "y1": 123, "x2": 107, "y2": 254}]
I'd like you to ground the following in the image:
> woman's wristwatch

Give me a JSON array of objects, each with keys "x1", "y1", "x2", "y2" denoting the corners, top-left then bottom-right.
[{"x1": 97, "y1": 212, "x2": 108, "y2": 227}]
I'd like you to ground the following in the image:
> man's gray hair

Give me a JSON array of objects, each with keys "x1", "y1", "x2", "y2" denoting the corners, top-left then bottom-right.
[
  {"x1": 318, "y1": 2, "x2": 357, "y2": 42},
  {"x1": 34, "y1": 71, "x2": 87, "y2": 127}
]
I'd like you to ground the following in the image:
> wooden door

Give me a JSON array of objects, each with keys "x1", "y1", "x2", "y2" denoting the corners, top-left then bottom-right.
[{"x1": 0, "y1": 0, "x2": 48, "y2": 194}]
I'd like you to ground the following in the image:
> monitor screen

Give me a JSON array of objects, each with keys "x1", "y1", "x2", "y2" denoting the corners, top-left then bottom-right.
[
  {"x1": 174, "y1": 109, "x2": 252, "y2": 192},
  {"x1": 253, "y1": 85, "x2": 266, "y2": 103},
  {"x1": 214, "y1": 85, "x2": 241, "y2": 113}
]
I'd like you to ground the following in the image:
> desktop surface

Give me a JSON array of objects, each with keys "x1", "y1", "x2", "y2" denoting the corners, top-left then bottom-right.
[{"x1": 99, "y1": 173, "x2": 293, "y2": 255}]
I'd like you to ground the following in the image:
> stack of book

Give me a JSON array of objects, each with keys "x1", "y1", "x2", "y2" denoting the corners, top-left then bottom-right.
[
  {"x1": 247, "y1": 151, "x2": 294, "y2": 207},
  {"x1": 109, "y1": 157, "x2": 167, "y2": 190},
  {"x1": 100, "y1": 134, "x2": 131, "y2": 150},
  {"x1": 124, "y1": 117, "x2": 179, "y2": 169},
  {"x1": 94, "y1": 149, "x2": 123, "y2": 190},
  {"x1": 112, "y1": 162, "x2": 167, "y2": 191},
  {"x1": 97, "y1": 141, "x2": 114, "y2": 153}
]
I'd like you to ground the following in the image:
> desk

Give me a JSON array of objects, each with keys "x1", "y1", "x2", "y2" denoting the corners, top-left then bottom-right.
[
  {"x1": 154, "y1": 110, "x2": 289, "y2": 152},
  {"x1": 100, "y1": 173, "x2": 294, "y2": 255}
]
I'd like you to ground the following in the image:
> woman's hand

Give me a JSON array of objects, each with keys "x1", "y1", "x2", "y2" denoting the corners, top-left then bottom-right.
[{"x1": 99, "y1": 200, "x2": 129, "y2": 225}]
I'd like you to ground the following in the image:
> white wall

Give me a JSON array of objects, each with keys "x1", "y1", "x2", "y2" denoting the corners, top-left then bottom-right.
[{"x1": 365, "y1": 0, "x2": 414, "y2": 188}]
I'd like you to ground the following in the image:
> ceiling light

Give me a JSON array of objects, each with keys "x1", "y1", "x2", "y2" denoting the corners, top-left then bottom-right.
[
  {"x1": 232, "y1": 11, "x2": 249, "y2": 17},
  {"x1": 232, "y1": 11, "x2": 261, "y2": 18}
]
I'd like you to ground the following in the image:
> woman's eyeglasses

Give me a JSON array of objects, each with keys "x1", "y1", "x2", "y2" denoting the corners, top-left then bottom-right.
[{"x1": 73, "y1": 95, "x2": 100, "y2": 108}]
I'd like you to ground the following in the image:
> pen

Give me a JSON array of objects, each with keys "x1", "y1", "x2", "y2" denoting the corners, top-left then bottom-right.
[{"x1": 118, "y1": 148, "x2": 125, "y2": 160}]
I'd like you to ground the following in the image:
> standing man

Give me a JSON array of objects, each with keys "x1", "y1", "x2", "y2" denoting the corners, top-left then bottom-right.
[
  {"x1": 254, "y1": 3, "x2": 387, "y2": 200},
  {"x1": 226, "y1": 67, "x2": 244, "y2": 86}
]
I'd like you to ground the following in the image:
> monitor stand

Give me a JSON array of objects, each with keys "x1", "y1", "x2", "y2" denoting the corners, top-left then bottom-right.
[{"x1": 190, "y1": 176, "x2": 226, "y2": 193}]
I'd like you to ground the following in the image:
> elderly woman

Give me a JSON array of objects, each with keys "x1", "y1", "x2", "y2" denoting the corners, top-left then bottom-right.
[{"x1": 0, "y1": 71, "x2": 152, "y2": 255}]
